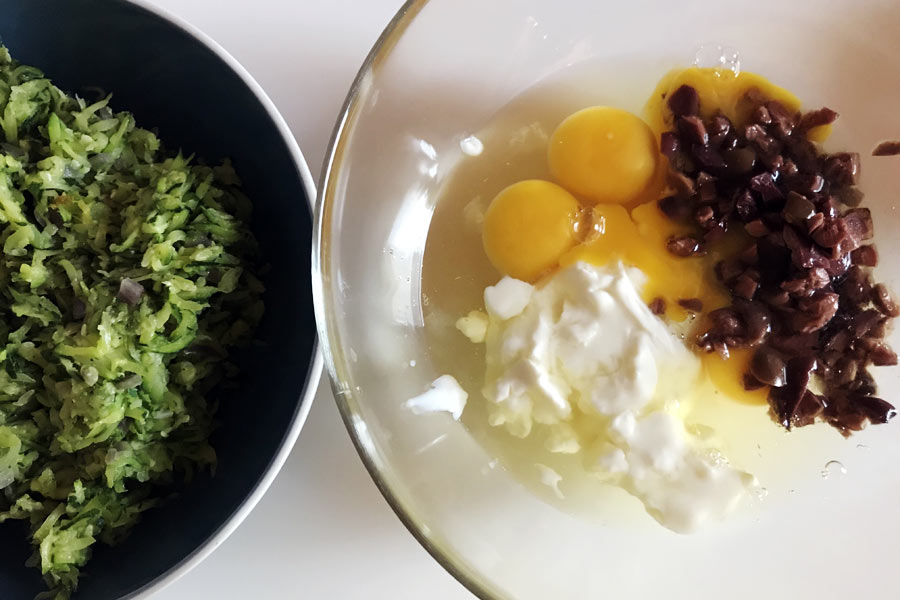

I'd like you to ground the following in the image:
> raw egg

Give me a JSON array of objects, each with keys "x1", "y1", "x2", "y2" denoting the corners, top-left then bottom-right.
[
  {"x1": 559, "y1": 200, "x2": 763, "y2": 403},
  {"x1": 482, "y1": 67, "x2": 806, "y2": 406},
  {"x1": 548, "y1": 107, "x2": 660, "y2": 205},
  {"x1": 559, "y1": 201, "x2": 729, "y2": 322},
  {"x1": 482, "y1": 179, "x2": 582, "y2": 282}
]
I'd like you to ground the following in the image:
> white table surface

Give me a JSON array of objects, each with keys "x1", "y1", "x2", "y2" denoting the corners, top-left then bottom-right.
[{"x1": 146, "y1": 1, "x2": 471, "y2": 598}]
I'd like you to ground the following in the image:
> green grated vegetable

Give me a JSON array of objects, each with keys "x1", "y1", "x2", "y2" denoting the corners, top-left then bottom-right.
[{"x1": 0, "y1": 46, "x2": 263, "y2": 598}]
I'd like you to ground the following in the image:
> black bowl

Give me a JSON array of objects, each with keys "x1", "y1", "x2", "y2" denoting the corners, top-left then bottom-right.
[{"x1": 0, "y1": 0, "x2": 320, "y2": 597}]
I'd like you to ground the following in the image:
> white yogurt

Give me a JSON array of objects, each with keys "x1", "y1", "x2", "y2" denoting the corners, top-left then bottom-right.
[
  {"x1": 474, "y1": 261, "x2": 754, "y2": 533},
  {"x1": 405, "y1": 375, "x2": 468, "y2": 421}
]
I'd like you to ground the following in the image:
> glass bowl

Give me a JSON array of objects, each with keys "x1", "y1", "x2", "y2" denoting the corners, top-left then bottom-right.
[{"x1": 314, "y1": 0, "x2": 900, "y2": 598}]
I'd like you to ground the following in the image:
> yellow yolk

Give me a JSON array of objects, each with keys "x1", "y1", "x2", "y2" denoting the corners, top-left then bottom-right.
[
  {"x1": 702, "y1": 347, "x2": 769, "y2": 405},
  {"x1": 644, "y1": 67, "x2": 831, "y2": 142},
  {"x1": 481, "y1": 67, "x2": 813, "y2": 406},
  {"x1": 558, "y1": 201, "x2": 729, "y2": 322},
  {"x1": 482, "y1": 180, "x2": 582, "y2": 282},
  {"x1": 548, "y1": 107, "x2": 661, "y2": 206},
  {"x1": 554, "y1": 200, "x2": 767, "y2": 405}
]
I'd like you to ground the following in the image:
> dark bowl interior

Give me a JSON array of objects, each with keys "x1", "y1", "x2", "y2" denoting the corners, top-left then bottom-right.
[{"x1": 0, "y1": 0, "x2": 318, "y2": 598}]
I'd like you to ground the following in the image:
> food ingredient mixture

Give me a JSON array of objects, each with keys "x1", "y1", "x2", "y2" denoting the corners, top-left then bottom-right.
[
  {"x1": 477, "y1": 263, "x2": 753, "y2": 532},
  {"x1": 418, "y1": 64, "x2": 896, "y2": 532},
  {"x1": 653, "y1": 72, "x2": 897, "y2": 435},
  {"x1": 0, "y1": 47, "x2": 263, "y2": 598}
]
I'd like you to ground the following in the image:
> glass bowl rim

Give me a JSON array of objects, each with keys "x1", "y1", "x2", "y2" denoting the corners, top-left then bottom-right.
[{"x1": 312, "y1": 0, "x2": 497, "y2": 598}]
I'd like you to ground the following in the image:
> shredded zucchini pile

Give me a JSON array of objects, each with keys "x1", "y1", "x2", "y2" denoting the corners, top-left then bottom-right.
[{"x1": 0, "y1": 46, "x2": 263, "y2": 598}]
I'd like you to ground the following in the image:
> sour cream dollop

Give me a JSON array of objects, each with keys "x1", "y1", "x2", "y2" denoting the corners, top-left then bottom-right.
[{"x1": 476, "y1": 261, "x2": 754, "y2": 533}]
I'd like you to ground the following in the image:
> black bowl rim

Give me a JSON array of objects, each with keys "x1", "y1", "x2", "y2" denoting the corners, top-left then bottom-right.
[{"x1": 95, "y1": 0, "x2": 322, "y2": 597}]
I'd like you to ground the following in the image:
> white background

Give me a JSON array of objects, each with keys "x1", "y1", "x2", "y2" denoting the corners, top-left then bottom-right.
[{"x1": 147, "y1": 1, "x2": 471, "y2": 598}]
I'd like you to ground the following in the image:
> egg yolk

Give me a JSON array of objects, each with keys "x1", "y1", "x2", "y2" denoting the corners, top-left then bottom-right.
[
  {"x1": 480, "y1": 67, "x2": 812, "y2": 406},
  {"x1": 482, "y1": 180, "x2": 582, "y2": 282},
  {"x1": 556, "y1": 202, "x2": 767, "y2": 405},
  {"x1": 558, "y1": 200, "x2": 769, "y2": 404},
  {"x1": 644, "y1": 66, "x2": 831, "y2": 142},
  {"x1": 548, "y1": 107, "x2": 661, "y2": 205},
  {"x1": 558, "y1": 201, "x2": 728, "y2": 322},
  {"x1": 702, "y1": 347, "x2": 769, "y2": 405}
]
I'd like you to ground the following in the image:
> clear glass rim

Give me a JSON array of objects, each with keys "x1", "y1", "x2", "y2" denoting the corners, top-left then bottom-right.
[{"x1": 311, "y1": 1, "x2": 498, "y2": 598}]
